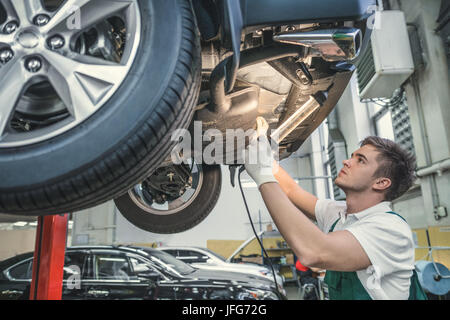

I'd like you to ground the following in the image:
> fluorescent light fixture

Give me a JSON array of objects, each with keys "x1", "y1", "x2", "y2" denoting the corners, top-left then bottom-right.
[{"x1": 12, "y1": 221, "x2": 28, "y2": 227}]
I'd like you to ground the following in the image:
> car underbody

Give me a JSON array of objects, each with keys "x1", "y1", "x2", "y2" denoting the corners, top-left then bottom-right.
[{"x1": 0, "y1": 0, "x2": 374, "y2": 234}]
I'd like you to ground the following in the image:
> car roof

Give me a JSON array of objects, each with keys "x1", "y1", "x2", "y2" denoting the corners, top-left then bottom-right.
[
  {"x1": 69, "y1": 245, "x2": 162, "y2": 257},
  {"x1": 158, "y1": 246, "x2": 208, "y2": 252},
  {"x1": 0, "y1": 245, "x2": 157, "y2": 268},
  {"x1": 0, "y1": 252, "x2": 34, "y2": 270}
]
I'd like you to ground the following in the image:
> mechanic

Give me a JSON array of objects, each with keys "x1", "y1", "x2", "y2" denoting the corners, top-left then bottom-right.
[{"x1": 244, "y1": 126, "x2": 427, "y2": 300}]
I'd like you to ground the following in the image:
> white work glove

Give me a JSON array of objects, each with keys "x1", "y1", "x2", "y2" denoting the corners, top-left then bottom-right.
[{"x1": 244, "y1": 117, "x2": 279, "y2": 188}]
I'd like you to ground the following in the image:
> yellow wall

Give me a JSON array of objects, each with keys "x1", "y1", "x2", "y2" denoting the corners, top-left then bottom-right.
[
  {"x1": 428, "y1": 226, "x2": 450, "y2": 268},
  {"x1": 207, "y1": 238, "x2": 295, "y2": 279},
  {"x1": 412, "y1": 226, "x2": 450, "y2": 268},
  {"x1": 207, "y1": 240, "x2": 245, "y2": 259},
  {"x1": 413, "y1": 228, "x2": 430, "y2": 261},
  {"x1": 207, "y1": 237, "x2": 289, "y2": 259}
]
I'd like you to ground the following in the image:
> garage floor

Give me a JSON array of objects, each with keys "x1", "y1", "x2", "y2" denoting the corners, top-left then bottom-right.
[
  {"x1": 284, "y1": 282, "x2": 325, "y2": 300},
  {"x1": 285, "y1": 283, "x2": 301, "y2": 300}
]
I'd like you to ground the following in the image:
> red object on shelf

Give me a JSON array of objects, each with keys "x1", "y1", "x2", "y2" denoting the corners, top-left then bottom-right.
[{"x1": 29, "y1": 214, "x2": 68, "y2": 300}]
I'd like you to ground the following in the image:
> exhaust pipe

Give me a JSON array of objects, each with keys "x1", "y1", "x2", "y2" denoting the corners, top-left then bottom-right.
[
  {"x1": 270, "y1": 92, "x2": 327, "y2": 144},
  {"x1": 273, "y1": 28, "x2": 362, "y2": 62}
]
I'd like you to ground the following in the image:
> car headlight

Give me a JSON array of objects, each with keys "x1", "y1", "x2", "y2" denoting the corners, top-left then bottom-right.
[{"x1": 237, "y1": 288, "x2": 279, "y2": 300}]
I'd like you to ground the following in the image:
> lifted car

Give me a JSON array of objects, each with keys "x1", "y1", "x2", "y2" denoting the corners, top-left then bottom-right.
[{"x1": 0, "y1": 0, "x2": 375, "y2": 233}]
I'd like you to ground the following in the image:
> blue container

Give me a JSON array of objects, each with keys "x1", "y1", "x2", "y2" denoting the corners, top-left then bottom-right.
[{"x1": 415, "y1": 260, "x2": 450, "y2": 296}]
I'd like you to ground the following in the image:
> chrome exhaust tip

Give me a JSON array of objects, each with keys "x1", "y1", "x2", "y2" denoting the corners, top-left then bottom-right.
[{"x1": 273, "y1": 28, "x2": 362, "y2": 62}]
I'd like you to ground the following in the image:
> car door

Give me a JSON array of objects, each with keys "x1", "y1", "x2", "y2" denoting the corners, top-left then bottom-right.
[
  {"x1": 61, "y1": 250, "x2": 90, "y2": 299},
  {"x1": 85, "y1": 250, "x2": 149, "y2": 300},
  {"x1": 127, "y1": 254, "x2": 176, "y2": 300},
  {"x1": 0, "y1": 258, "x2": 33, "y2": 300},
  {"x1": 0, "y1": 252, "x2": 90, "y2": 300}
]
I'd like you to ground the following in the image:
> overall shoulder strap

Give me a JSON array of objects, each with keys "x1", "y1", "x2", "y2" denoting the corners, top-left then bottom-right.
[
  {"x1": 386, "y1": 211, "x2": 407, "y2": 223},
  {"x1": 329, "y1": 217, "x2": 341, "y2": 233},
  {"x1": 409, "y1": 269, "x2": 428, "y2": 300}
]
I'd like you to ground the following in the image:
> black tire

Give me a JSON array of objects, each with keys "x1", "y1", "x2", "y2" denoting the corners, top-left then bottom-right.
[
  {"x1": 0, "y1": 0, "x2": 201, "y2": 216},
  {"x1": 114, "y1": 165, "x2": 222, "y2": 234}
]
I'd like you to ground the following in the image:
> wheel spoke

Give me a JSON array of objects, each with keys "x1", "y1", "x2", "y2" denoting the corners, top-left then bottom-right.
[
  {"x1": 44, "y1": 50, "x2": 127, "y2": 120},
  {"x1": 0, "y1": 33, "x2": 13, "y2": 45},
  {"x1": 1, "y1": 0, "x2": 48, "y2": 26},
  {"x1": 41, "y1": 0, "x2": 133, "y2": 34},
  {"x1": 0, "y1": 59, "x2": 31, "y2": 136},
  {"x1": 2, "y1": 0, "x2": 28, "y2": 25},
  {"x1": 0, "y1": 0, "x2": 16, "y2": 22},
  {"x1": 47, "y1": 67, "x2": 95, "y2": 121},
  {"x1": 45, "y1": 50, "x2": 128, "y2": 89},
  {"x1": 27, "y1": 0, "x2": 48, "y2": 15}
]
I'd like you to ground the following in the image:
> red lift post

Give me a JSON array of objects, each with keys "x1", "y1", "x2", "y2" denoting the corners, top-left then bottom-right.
[{"x1": 29, "y1": 214, "x2": 69, "y2": 300}]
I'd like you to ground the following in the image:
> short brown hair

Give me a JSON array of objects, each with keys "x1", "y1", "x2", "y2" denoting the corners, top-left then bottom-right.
[{"x1": 360, "y1": 136, "x2": 416, "y2": 201}]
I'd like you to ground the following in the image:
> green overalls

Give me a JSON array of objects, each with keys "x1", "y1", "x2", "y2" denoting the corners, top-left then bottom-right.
[{"x1": 323, "y1": 211, "x2": 427, "y2": 300}]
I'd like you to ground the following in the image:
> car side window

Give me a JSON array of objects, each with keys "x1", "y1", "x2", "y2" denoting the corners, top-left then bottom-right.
[
  {"x1": 8, "y1": 259, "x2": 33, "y2": 280},
  {"x1": 129, "y1": 256, "x2": 159, "y2": 276},
  {"x1": 163, "y1": 249, "x2": 178, "y2": 257},
  {"x1": 189, "y1": 251, "x2": 209, "y2": 263},
  {"x1": 176, "y1": 250, "x2": 195, "y2": 263},
  {"x1": 93, "y1": 253, "x2": 136, "y2": 281},
  {"x1": 178, "y1": 250, "x2": 208, "y2": 263},
  {"x1": 63, "y1": 252, "x2": 87, "y2": 281}
]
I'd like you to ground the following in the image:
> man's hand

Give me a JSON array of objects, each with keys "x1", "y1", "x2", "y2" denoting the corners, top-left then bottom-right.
[{"x1": 244, "y1": 117, "x2": 278, "y2": 188}]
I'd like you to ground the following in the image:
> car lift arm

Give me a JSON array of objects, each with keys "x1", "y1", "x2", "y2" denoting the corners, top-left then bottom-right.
[{"x1": 29, "y1": 214, "x2": 68, "y2": 300}]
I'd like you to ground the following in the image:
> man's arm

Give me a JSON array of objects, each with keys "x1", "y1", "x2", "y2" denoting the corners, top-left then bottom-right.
[
  {"x1": 259, "y1": 182, "x2": 371, "y2": 272},
  {"x1": 244, "y1": 118, "x2": 369, "y2": 271},
  {"x1": 273, "y1": 161, "x2": 318, "y2": 221},
  {"x1": 309, "y1": 266, "x2": 324, "y2": 274}
]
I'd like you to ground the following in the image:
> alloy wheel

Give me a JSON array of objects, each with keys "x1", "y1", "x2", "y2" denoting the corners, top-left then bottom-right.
[
  {"x1": 0, "y1": 0, "x2": 141, "y2": 147},
  {"x1": 128, "y1": 162, "x2": 205, "y2": 216}
]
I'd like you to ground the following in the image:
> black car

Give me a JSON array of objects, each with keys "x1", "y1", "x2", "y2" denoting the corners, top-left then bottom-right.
[{"x1": 0, "y1": 246, "x2": 286, "y2": 300}]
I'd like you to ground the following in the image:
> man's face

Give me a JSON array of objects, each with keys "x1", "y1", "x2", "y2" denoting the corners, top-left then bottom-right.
[{"x1": 335, "y1": 144, "x2": 382, "y2": 193}]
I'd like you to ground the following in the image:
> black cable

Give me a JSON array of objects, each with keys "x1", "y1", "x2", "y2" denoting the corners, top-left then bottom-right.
[{"x1": 237, "y1": 166, "x2": 282, "y2": 297}]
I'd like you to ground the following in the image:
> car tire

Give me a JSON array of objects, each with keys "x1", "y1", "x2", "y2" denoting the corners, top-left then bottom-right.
[
  {"x1": 114, "y1": 165, "x2": 222, "y2": 234},
  {"x1": 0, "y1": 0, "x2": 201, "y2": 216}
]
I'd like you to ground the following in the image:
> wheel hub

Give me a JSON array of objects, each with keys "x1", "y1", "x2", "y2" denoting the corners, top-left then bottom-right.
[
  {"x1": 16, "y1": 30, "x2": 40, "y2": 49},
  {"x1": 129, "y1": 162, "x2": 204, "y2": 216}
]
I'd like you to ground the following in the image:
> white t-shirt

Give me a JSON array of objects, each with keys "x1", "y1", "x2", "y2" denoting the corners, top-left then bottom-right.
[{"x1": 315, "y1": 199, "x2": 415, "y2": 300}]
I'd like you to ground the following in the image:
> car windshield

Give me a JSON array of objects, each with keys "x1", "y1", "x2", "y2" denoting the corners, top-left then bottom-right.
[{"x1": 143, "y1": 249, "x2": 196, "y2": 276}]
